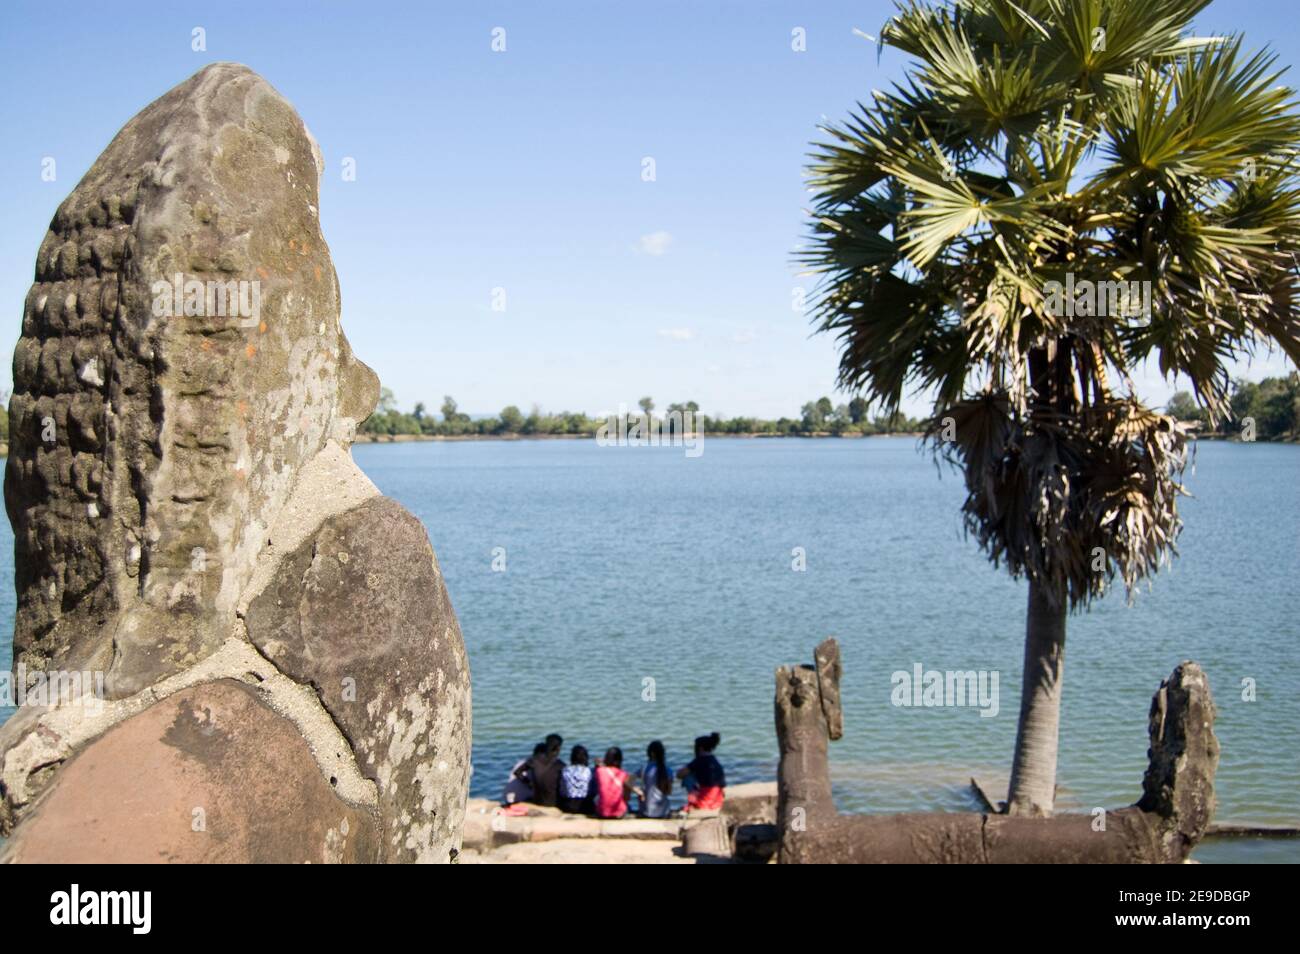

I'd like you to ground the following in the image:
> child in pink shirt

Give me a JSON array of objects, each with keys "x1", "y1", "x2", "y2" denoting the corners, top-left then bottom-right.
[{"x1": 594, "y1": 746, "x2": 640, "y2": 818}]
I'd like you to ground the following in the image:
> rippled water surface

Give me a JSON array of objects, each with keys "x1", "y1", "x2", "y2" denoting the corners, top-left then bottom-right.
[{"x1": 3, "y1": 437, "x2": 1296, "y2": 862}]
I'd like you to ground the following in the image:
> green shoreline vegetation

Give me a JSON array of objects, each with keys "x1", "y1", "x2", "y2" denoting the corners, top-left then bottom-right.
[
  {"x1": 356, "y1": 375, "x2": 1298, "y2": 442},
  {"x1": 0, "y1": 376, "x2": 1291, "y2": 449},
  {"x1": 358, "y1": 392, "x2": 922, "y2": 439},
  {"x1": 1166, "y1": 373, "x2": 1299, "y2": 439}
]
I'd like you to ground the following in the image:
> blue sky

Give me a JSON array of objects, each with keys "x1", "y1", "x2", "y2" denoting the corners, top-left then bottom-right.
[{"x1": 1, "y1": 0, "x2": 1296, "y2": 420}]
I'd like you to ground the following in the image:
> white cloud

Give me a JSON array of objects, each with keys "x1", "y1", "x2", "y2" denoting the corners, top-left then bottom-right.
[
  {"x1": 731, "y1": 329, "x2": 756, "y2": 344},
  {"x1": 637, "y1": 230, "x2": 673, "y2": 256},
  {"x1": 657, "y1": 327, "x2": 695, "y2": 341}
]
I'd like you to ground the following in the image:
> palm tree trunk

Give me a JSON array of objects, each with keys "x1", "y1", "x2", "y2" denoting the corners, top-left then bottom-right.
[{"x1": 1006, "y1": 577, "x2": 1067, "y2": 816}]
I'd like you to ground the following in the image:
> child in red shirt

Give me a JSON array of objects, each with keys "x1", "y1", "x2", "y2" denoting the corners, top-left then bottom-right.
[{"x1": 594, "y1": 746, "x2": 640, "y2": 818}]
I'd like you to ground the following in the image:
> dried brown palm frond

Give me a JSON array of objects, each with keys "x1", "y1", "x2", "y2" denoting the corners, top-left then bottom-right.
[{"x1": 927, "y1": 393, "x2": 1189, "y2": 609}]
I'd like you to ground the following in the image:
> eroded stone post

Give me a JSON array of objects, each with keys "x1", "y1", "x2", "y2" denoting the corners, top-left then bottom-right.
[{"x1": 774, "y1": 641, "x2": 1218, "y2": 864}]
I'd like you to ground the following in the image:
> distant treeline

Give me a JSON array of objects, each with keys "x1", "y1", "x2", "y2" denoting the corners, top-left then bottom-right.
[
  {"x1": 359, "y1": 392, "x2": 923, "y2": 438},
  {"x1": 0, "y1": 380, "x2": 1291, "y2": 445},
  {"x1": 1166, "y1": 373, "x2": 1298, "y2": 440}
]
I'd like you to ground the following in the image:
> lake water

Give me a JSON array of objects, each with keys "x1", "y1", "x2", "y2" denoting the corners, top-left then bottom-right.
[{"x1": 3, "y1": 437, "x2": 1297, "y2": 862}]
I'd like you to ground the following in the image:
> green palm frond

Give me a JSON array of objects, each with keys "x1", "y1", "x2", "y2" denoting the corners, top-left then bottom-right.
[{"x1": 803, "y1": 0, "x2": 1300, "y2": 608}]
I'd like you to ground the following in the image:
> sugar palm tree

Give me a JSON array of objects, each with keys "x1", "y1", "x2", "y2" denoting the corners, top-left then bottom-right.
[{"x1": 803, "y1": 0, "x2": 1300, "y2": 815}]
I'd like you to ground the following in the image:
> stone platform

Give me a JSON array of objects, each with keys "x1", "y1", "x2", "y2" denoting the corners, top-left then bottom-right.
[{"x1": 459, "y1": 781, "x2": 778, "y2": 864}]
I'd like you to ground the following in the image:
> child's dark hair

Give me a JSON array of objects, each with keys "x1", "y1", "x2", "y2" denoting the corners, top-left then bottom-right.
[
  {"x1": 647, "y1": 740, "x2": 671, "y2": 794},
  {"x1": 532, "y1": 742, "x2": 548, "y2": 756},
  {"x1": 545, "y1": 733, "x2": 563, "y2": 755},
  {"x1": 694, "y1": 732, "x2": 721, "y2": 754},
  {"x1": 570, "y1": 744, "x2": 589, "y2": 766},
  {"x1": 604, "y1": 746, "x2": 623, "y2": 769}
]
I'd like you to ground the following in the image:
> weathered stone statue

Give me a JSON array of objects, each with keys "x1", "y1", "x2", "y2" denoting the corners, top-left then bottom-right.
[
  {"x1": 0, "y1": 63, "x2": 471, "y2": 862},
  {"x1": 775, "y1": 639, "x2": 1218, "y2": 863}
]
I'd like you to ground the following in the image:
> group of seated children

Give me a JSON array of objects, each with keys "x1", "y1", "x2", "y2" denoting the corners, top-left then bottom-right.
[{"x1": 502, "y1": 732, "x2": 725, "y2": 819}]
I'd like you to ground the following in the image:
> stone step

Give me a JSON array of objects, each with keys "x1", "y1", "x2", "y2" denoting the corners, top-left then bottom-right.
[{"x1": 463, "y1": 783, "x2": 779, "y2": 854}]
